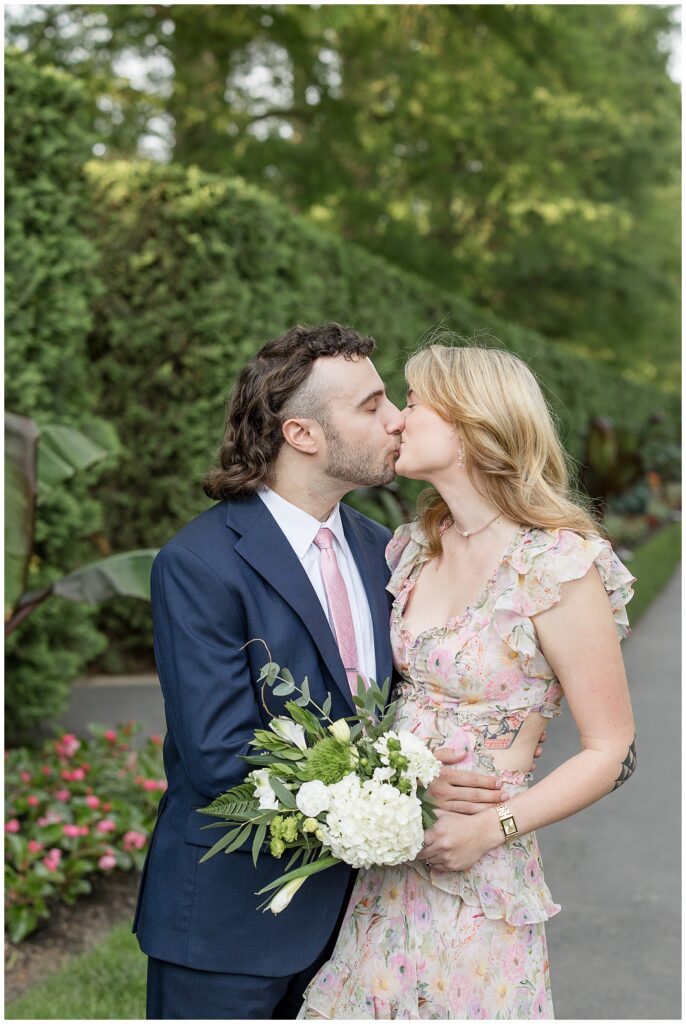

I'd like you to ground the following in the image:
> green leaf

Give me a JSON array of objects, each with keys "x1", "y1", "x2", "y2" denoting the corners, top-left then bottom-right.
[
  {"x1": 252, "y1": 821, "x2": 267, "y2": 867},
  {"x1": 267, "y1": 775, "x2": 297, "y2": 809},
  {"x1": 273, "y1": 681, "x2": 295, "y2": 696},
  {"x1": 259, "y1": 662, "x2": 280, "y2": 684},
  {"x1": 356, "y1": 675, "x2": 367, "y2": 698},
  {"x1": 322, "y1": 693, "x2": 332, "y2": 717},
  {"x1": 300, "y1": 677, "x2": 311, "y2": 703},
  {"x1": 281, "y1": 667, "x2": 295, "y2": 685},
  {"x1": 256, "y1": 855, "x2": 341, "y2": 895},
  {"x1": 198, "y1": 823, "x2": 249, "y2": 862}
]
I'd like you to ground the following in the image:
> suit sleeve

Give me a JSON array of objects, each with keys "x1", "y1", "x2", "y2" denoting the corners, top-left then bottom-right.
[{"x1": 150, "y1": 543, "x2": 264, "y2": 799}]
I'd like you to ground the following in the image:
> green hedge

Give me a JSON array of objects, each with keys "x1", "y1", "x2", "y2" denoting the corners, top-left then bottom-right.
[
  {"x1": 82, "y1": 159, "x2": 679, "y2": 667},
  {"x1": 4, "y1": 50, "x2": 117, "y2": 743}
]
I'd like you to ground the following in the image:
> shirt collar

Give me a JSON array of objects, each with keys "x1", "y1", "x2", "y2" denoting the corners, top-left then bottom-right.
[{"x1": 258, "y1": 487, "x2": 346, "y2": 559}]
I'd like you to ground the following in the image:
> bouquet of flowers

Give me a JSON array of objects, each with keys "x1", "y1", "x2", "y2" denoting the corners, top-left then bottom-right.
[{"x1": 196, "y1": 648, "x2": 441, "y2": 914}]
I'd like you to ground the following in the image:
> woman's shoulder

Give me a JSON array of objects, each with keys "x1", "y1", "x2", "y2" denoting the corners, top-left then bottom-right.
[{"x1": 503, "y1": 524, "x2": 636, "y2": 640}]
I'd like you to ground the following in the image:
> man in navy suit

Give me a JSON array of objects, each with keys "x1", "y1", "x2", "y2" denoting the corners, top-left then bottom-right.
[{"x1": 132, "y1": 323, "x2": 524, "y2": 1019}]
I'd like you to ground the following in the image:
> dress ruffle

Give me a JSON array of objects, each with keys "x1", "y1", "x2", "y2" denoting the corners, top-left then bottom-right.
[
  {"x1": 490, "y1": 528, "x2": 635, "y2": 673},
  {"x1": 411, "y1": 849, "x2": 561, "y2": 927},
  {"x1": 385, "y1": 521, "x2": 427, "y2": 598}
]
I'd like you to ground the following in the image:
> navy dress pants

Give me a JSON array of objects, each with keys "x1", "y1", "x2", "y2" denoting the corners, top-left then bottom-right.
[{"x1": 146, "y1": 873, "x2": 355, "y2": 1020}]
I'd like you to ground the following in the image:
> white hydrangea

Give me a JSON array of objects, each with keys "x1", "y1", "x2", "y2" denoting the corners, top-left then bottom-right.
[
  {"x1": 319, "y1": 773, "x2": 424, "y2": 869},
  {"x1": 295, "y1": 779, "x2": 331, "y2": 818},
  {"x1": 374, "y1": 730, "x2": 441, "y2": 788}
]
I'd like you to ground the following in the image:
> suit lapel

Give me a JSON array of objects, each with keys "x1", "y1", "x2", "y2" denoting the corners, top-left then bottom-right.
[{"x1": 226, "y1": 496, "x2": 355, "y2": 712}]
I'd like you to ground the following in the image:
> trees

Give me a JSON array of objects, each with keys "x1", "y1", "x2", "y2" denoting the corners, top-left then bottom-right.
[{"x1": 6, "y1": 4, "x2": 680, "y2": 382}]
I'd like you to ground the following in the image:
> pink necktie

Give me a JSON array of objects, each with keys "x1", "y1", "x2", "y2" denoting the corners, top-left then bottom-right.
[{"x1": 313, "y1": 527, "x2": 363, "y2": 693}]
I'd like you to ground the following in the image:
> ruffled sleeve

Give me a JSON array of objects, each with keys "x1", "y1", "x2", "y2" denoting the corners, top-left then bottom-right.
[
  {"x1": 492, "y1": 528, "x2": 636, "y2": 675},
  {"x1": 385, "y1": 521, "x2": 426, "y2": 598}
]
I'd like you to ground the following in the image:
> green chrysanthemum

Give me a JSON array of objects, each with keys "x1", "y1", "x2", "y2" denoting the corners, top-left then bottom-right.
[{"x1": 304, "y1": 737, "x2": 357, "y2": 785}]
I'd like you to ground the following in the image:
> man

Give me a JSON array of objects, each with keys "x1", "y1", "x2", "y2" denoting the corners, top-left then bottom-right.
[{"x1": 132, "y1": 323, "x2": 542, "y2": 1019}]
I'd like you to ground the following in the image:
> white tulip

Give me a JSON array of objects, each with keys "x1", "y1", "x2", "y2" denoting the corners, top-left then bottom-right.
[
  {"x1": 328, "y1": 719, "x2": 351, "y2": 744},
  {"x1": 269, "y1": 717, "x2": 308, "y2": 752},
  {"x1": 266, "y1": 876, "x2": 307, "y2": 914}
]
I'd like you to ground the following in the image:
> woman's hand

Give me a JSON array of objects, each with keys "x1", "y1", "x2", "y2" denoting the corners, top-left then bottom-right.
[{"x1": 417, "y1": 808, "x2": 504, "y2": 873}]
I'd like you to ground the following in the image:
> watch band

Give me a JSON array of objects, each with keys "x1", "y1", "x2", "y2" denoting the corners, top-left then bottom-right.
[{"x1": 495, "y1": 802, "x2": 519, "y2": 841}]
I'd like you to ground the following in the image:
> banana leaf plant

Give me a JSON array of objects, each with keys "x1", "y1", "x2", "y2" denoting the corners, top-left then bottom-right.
[{"x1": 5, "y1": 412, "x2": 158, "y2": 637}]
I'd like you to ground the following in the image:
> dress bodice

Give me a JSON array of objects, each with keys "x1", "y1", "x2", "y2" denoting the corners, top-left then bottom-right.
[{"x1": 387, "y1": 519, "x2": 634, "y2": 733}]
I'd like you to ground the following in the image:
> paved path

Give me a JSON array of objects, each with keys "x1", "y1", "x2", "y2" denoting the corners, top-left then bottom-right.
[{"x1": 58, "y1": 570, "x2": 681, "y2": 1019}]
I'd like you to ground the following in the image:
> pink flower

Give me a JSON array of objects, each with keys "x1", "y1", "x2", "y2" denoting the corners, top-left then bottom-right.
[
  {"x1": 37, "y1": 811, "x2": 63, "y2": 826},
  {"x1": 27, "y1": 795, "x2": 40, "y2": 807},
  {"x1": 28, "y1": 840, "x2": 44, "y2": 853},
  {"x1": 42, "y1": 847, "x2": 63, "y2": 871},
  {"x1": 96, "y1": 818, "x2": 117, "y2": 833},
  {"x1": 142, "y1": 779, "x2": 159, "y2": 791},
  {"x1": 150, "y1": 734, "x2": 163, "y2": 746},
  {"x1": 122, "y1": 830, "x2": 147, "y2": 851},
  {"x1": 20, "y1": 770, "x2": 31, "y2": 782},
  {"x1": 5, "y1": 819, "x2": 20, "y2": 833},
  {"x1": 55, "y1": 734, "x2": 81, "y2": 757},
  {"x1": 85, "y1": 795, "x2": 100, "y2": 809},
  {"x1": 77, "y1": 825, "x2": 90, "y2": 836},
  {"x1": 389, "y1": 952, "x2": 412, "y2": 988},
  {"x1": 104, "y1": 730, "x2": 117, "y2": 743},
  {"x1": 55, "y1": 789, "x2": 71, "y2": 802},
  {"x1": 102, "y1": 802, "x2": 112, "y2": 812},
  {"x1": 63, "y1": 824, "x2": 82, "y2": 837},
  {"x1": 98, "y1": 852, "x2": 117, "y2": 870},
  {"x1": 41, "y1": 765, "x2": 52, "y2": 776}
]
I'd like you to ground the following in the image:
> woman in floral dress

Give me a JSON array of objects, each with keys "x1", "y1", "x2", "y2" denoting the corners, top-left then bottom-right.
[{"x1": 300, "y1": 342, "x2": 636, "y2": 1020}]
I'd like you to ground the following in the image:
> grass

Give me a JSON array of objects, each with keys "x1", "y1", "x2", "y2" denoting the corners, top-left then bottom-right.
[
  {"x1": 4, "y1": 523, "x2": 680, "y2": 1020},
  {"x1": 5, "y1": 921, "x2": 147, "y2": 1020},
  {"x1": 625, "y1": 521, "x2": 681, "y2": 625}
]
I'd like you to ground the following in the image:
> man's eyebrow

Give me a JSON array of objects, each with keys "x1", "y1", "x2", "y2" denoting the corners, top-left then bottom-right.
[{"x1": 357, "y1": 388, "x2": 385, "y2": 407}]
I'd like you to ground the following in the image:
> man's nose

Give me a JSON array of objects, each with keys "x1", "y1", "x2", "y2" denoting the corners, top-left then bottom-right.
[{"x1": 386, "y1": 403, "x2": 405, "y2": 434}]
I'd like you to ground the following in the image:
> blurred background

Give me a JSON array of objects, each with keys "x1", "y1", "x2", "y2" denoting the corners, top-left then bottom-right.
[{"x1": 4, "y1": 5, "x2": 682, "y2": 1018}]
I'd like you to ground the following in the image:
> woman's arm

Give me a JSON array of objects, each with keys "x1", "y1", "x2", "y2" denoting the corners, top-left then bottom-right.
[{"x1": 419, "y1": 563, "x2": 636, "y2": 871}]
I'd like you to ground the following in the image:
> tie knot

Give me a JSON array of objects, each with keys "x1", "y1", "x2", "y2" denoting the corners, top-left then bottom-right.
[{"x1": 314, "y1": 527, "x2": 335, "y2": 550}]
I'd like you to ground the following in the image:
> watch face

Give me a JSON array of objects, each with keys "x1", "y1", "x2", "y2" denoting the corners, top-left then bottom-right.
[{"x1": 502, "y1": 816, "x2": 517, "y2": 837}]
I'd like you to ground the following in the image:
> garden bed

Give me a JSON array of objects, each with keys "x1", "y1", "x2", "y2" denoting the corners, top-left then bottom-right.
[{"x1": 4, "y1": 868, "x2": 141, "y2": 1006}]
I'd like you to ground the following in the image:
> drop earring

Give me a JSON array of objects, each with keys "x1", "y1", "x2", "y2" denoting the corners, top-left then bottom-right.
[{"x1": 457, "y1": 436, "x2": 466, "y2": 469}]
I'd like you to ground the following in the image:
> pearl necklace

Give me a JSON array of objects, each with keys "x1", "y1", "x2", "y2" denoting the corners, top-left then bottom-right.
[{"x1": 449, "y1": 512, "x2": 501, "y2": 539}]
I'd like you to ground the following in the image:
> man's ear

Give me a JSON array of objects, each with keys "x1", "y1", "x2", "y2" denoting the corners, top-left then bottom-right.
[{"x1": 281, "y1": 417, "x2": 321, "y2": 455}]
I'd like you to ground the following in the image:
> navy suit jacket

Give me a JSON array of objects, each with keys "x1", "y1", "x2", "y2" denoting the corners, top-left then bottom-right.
[{"x1": 132, "y1": 493, "x2": 394, "y2": 975}]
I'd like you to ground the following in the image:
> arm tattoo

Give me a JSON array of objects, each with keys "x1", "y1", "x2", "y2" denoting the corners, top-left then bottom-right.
[{"x1": 612, "y1": 736, "x2": 637, "y2": 791}]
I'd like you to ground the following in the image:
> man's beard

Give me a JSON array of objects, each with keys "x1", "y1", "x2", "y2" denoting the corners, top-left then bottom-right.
[{"x1": 324, "y1": 424, "x2": 397, "y2": 487}]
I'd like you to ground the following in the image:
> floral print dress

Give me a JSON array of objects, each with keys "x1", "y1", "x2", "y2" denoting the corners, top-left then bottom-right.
[{"x1": 300, "y1": 522, "x2": 635, "y2": 1020}]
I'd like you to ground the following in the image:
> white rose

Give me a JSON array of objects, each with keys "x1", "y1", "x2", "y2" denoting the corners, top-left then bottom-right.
[
  {"x1": 249, "y1": 768, "x2": 279, "y2": 810},
  {"x1": 269, "y1": 717, "x2": 308, "y2": 752},
  {"x1": 295, "y1": 779, "x2": 331, "y2": 818}
]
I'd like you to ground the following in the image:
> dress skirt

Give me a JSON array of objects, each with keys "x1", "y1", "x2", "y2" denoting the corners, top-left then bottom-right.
[{"x1": 299, "y1": 859, "x2": 554, "y2": 1020}]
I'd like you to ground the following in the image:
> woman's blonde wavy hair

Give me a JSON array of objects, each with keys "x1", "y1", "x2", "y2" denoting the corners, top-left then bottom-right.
[{"x1": 405, "y1": 340, "x2": 602, "y2": 557}]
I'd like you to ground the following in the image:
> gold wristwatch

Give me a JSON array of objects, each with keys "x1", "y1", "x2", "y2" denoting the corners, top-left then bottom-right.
[{"x1": 495, "y1": 802, "x2": 519, "y2": 842}]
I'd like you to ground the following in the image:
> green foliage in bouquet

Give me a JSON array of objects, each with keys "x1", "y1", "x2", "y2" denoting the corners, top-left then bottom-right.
[{"x1": 196, "y1": 648, "x2": 439, "y2": 912}]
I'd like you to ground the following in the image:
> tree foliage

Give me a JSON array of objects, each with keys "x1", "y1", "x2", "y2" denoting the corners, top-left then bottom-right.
[{"x1": 6, "y1": 4, "x2": 680, "y2": 386}]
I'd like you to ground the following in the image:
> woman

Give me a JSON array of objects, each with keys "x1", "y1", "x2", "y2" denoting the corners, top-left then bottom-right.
[{"x1": 299, "y1": 342, "x2": 636, "y2": 1019}]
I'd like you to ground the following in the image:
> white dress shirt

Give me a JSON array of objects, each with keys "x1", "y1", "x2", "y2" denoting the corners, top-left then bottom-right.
[{"x1": 258, "y1": 487, "x2": 377, "y2": 684}]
